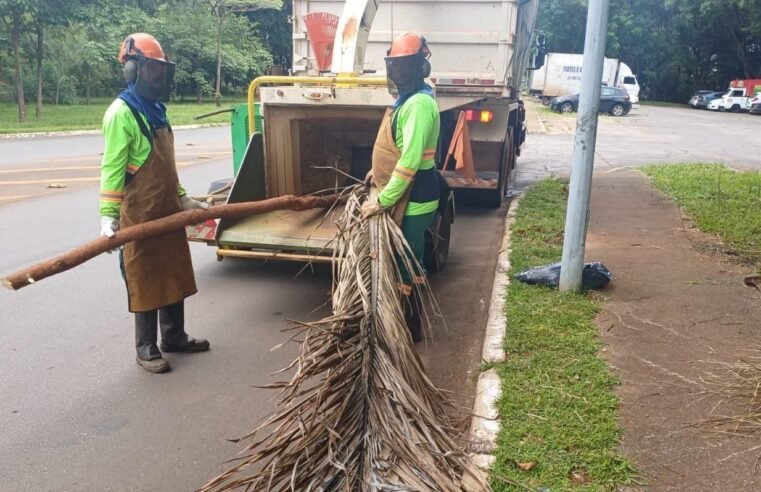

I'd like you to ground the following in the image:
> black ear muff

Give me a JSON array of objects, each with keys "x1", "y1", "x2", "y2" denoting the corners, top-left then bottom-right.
[{"x1": 123, "y1": 58, "x2": 138, "y2": 83}]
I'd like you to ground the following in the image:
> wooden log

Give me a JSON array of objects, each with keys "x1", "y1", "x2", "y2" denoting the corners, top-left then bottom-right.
[{"x1": 2, "y1": 194, "x2": 339, "y2": 291}]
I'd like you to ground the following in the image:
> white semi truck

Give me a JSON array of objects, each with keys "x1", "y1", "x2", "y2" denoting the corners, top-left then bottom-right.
[
  {"x1": 190, "y1": 0, "x2": 542, "y2": 268},
  {"x1": 529, "y1": 52, "x2": 641, "y2": 105}
]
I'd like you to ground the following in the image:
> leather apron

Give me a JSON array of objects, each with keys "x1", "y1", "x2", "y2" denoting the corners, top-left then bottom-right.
[
  {"x1": 371, "y1": 108, "x2": 413, "y2": 226},
  {"x1": 120, "y1": 127, "x2": 197, "y2": 312}
]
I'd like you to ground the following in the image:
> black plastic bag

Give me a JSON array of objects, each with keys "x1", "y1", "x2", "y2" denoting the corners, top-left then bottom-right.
[{"x1": 515, "y1": 261, "x2": 612, "y2": 290}]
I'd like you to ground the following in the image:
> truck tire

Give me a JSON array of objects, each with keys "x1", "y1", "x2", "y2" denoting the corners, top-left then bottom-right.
[
  {"x1": 423, "y1": 199, "x2": 452, "y2": 273},
  {"x1": 484, "y1": 126, "x2": 515, "y2": 208},
  {"x1": 730, "y1": 104, "x2": 742, "y2": 113}
]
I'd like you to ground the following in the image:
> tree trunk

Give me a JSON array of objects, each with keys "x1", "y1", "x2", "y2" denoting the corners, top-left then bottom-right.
[
  {"x1": 215, "y1": 13, "x2": 224, "y2": 107},
  {"x1": 2, "y1": 194, "x2": 340, "y2": 291},
  {"x1": 11, "y1": 17, "x2": 27, "y2": 123},
  {"x1": 35, "y1": 25, "x2": 44, "y2": 118},
  {"x1": 85, "y1": 66, "x2": 91, "y2": 105}
]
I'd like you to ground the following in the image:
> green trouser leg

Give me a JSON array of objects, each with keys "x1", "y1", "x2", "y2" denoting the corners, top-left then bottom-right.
[{"x1": 399, "y1": 211, "x2": 436, "y2": 290}]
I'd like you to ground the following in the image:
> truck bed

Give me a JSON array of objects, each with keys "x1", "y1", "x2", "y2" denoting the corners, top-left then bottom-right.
[{"x1": 217, "y1": 207, "x2": 341, "y2": 259}]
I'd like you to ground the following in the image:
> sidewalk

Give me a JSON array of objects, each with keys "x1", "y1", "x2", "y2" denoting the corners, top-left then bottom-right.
[{"x1": 586, "y1": 170, "x2": 761, "y2": 490}]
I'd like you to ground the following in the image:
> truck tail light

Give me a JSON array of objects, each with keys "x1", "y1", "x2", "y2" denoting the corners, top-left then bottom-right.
[{"x1": 464, "y1": 109, "x2": 494, "y2": 123}]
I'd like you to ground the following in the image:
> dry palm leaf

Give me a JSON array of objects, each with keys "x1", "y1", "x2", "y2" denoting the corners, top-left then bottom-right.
[{"x1": 200, "y1": 187, "x2": 489, "y2": 491}]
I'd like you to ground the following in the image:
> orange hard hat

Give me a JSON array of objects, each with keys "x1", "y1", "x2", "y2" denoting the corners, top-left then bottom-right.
[
  {"x1": 118, "y1": 33, "x2": 166, "y2": 62},
  {"x1": 387, "y1": 32, "x2": 429, "y2": 58}
]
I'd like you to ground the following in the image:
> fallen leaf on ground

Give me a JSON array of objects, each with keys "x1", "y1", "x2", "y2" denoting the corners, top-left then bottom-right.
[
  {"x1": 47, "y1": 183, "x2": 67, "y2": 189},
  {"x1": 571, "y1": 468, "x2": 590, "y2": 485},
  {"x1": 517, "y1": 461, "x2": 536, "y2": 471}
]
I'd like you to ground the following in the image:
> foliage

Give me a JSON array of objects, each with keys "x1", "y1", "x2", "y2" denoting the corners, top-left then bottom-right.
[
  {"x1": 491, "y1": 179, "x2": 636, "y2": 491},
  {"x1": 0, "y1": 98, "x2": 244, "y2": 132},
  {"x1": 642, "y1": 163, "x2": 761, "y2": 266},
  {"x1": 0, "y1": 0, "x2": 280, "y2": 117},
  {"x1": 537, "y1": 0, "x2": 761, "y2": 102}
]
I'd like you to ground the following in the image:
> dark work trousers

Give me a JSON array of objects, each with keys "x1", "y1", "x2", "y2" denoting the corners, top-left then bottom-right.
[{"x1": 135, "y1": 301, "x2": 185, "y2": 360}]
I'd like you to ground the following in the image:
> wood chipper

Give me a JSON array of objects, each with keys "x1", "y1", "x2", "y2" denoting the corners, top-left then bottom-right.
[{"x1": 187, "y1": 0, "x2": 542, "y2": 271}]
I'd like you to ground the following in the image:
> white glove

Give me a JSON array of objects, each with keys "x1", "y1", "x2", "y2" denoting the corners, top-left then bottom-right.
[
  {"x1": 180, "y1": 195, "x2": 209, "y2": 211},
  {"x1": 361, "y1": 199, "x2": 385, "y2": 219},
  {"x1": 100, "y1": 216, "x2": 119, "y2": 238}
]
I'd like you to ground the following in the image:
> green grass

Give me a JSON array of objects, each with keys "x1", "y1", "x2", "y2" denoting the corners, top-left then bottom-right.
[
  {"x1": 639, "y1": 100, "x2": 684, "y2": 108},
  {"x1": 642, "y1": 163, "x2": 761, "y2": 267},
  {"x1": 491, "y1": 179, "x2": 636, "y2": 491},
  {"x1": 0, "y1": 99, "x2": 244, "y2": 133}
]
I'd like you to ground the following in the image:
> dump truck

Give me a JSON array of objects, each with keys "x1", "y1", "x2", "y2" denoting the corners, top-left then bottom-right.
[{"x1": 188, "y1": 0, "x2": 541, "y2": 270}]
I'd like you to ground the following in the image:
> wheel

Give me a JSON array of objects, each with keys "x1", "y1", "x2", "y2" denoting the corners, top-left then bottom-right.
[
  {"x1": 560, "y1": 101, "x2": 574, "y2": 113},
  {"x1": 730, "y1": 104, "x2": 741, "y2": 113},
  {"x1": 541, "y1": 97, "x2": 551, "y2": 106},
  {"x1": 423, "y1": 199, "x2": 452, "y2": 273},
  {"x1": 609, "y1": 103, "x2": 625, "y2": 117}
]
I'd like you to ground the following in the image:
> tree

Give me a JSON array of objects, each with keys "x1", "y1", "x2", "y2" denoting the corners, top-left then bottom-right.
[
  {"x1": 1, "y1": 0, "x2": 33, "y2": 122},
  {"x1": 207, "y1": 0, "x2": 281, "y2": 106}
]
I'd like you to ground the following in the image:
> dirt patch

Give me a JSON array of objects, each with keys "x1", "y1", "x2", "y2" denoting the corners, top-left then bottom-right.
[{"x1": 586, "y1": 170, "x2": 761, "y2": 490}]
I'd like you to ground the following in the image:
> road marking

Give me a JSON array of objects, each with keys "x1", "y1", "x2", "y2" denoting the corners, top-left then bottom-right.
[
  {"x1": 0, "y1": 165, "x2": 100, "y2": 174},
  {"x1": 0, "y1": 160, "x2": 208, "y2": 184},
  {"x1": 0, "y1": 194, "x2": 31, "y2": 201},
  {"x1": 0, "y1": 177, "x2": 100, "y2": 185},
  {"x1": 4, "y1": 150, "x2": 230, "y2": 167}
]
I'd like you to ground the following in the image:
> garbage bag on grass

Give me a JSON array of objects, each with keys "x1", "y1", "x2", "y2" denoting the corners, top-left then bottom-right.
[{"x1": 515, "y1": 261, "x2": 612, "y2": 290}]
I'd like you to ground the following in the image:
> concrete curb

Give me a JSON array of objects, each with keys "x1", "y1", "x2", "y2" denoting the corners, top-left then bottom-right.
[
  {"x1": 468, "y1": 195, "x2": 522, "y2": 469},
  {"x1": 0, "y1": 123, "x2": 229, "y2": 140}
]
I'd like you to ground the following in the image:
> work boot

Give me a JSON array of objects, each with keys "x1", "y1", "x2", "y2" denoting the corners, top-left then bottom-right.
[
  {"x1": 403, "y1": 288, "x2": 424, "y2": 343},
  {"x1": 135, "y1": 310, "x2": 171, "y2": 374},
  {"x1": 158, "y1": 301, "x2": 210, "y2": 353}
]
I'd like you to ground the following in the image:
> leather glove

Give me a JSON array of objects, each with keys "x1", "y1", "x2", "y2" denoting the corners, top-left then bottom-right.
[
  {"x1": 100, "y1": 216, "x2": 119, "y2": 238},
  {"x1": 180, "y1": 195, "x2": 209, "y2": 211},
  {"x1": 361, "y1": 199, "x2": 385, "y2": 220}
]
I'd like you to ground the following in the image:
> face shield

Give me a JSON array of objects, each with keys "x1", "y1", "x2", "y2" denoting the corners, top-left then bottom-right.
[
  {"x1": 134, "y1": 56, "x2": 176, "y2": 102},
  {"x1": 385, "y1": 54, "x2": 425, "y2": 98}
]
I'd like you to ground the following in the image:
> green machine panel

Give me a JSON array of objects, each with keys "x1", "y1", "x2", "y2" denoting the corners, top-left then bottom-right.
[{"x1": 230, "y1": 103, "x2": 262, "y2": 176}]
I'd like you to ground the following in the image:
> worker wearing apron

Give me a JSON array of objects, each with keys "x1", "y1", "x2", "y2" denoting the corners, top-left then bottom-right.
[
  {"x1": 362, "y1": 33, "x2": 441, "y2": 340},
  {"x1": 99, "y1": 33, "x2": 209, "y2": 373}
]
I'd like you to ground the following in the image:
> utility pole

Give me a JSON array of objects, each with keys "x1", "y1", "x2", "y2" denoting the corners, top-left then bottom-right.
[{"x1": 558, "y1": 0, "x2": 610, "y2": 292}]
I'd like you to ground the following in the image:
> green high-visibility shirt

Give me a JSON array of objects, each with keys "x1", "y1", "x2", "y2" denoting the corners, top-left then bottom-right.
[
  {"x1": 99, "y1": 99, "x2": 185, "y2": 219},
  {"x1": 378, "y1": 93, "x2": 440, "y2": 216}
]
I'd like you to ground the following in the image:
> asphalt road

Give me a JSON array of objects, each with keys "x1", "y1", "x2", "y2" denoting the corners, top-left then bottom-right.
[
  {"x1": 518, "y1": 104, "x2": 761, "y2": 187},
  {"x1": 0, "y1": 127, "x2": 503, "y2": 490}
]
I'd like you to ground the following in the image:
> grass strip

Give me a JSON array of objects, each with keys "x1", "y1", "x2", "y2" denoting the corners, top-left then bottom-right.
[
  {"x1": 642, "y1": 163, "x2": 761, "y2": 267},
  {"x1": 0, "y1": 99, "x2": 244, "y2": 134},
  {"x1": 491, "y1": 179, "x2": 635, "y2": 491}
]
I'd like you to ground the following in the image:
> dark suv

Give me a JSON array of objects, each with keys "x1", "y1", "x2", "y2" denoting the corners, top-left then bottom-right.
[{"x1": 550, "y1": 86, "x2": 632, "y2": 116}]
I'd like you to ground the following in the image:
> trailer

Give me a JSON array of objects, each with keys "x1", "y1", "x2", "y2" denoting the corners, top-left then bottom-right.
[
  {"x1": 188, "y1": 0, "x2": 541, "y2": 268},
  {"x1": 529, "y1": 52, "x2": 641, "y2": 104}
]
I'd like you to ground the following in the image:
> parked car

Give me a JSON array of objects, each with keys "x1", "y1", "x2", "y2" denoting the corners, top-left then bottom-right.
[
  {"x1": 688, "y1": 90, "x2": 724, "y2": 109},
  {"x1": 550, "y1": 86, "x2": 632, "y2": 116},
  {"x1": 707, "y1": 96, "x2": 725, "y2": 111},
  {"x1": 750, "y1": 94, "x2": 761, "y2": 115}
]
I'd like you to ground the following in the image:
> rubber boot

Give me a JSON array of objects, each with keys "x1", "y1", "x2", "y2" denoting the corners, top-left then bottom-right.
[
  {"x1": 159, "y1": 301, "x2": 210, "y2": 353},
  {"x1": 135, "y1": 311, "x2": 170, "y2": 374},
  {"x1": 403, "y1": 288, "x2": 424, "y2": 343}
]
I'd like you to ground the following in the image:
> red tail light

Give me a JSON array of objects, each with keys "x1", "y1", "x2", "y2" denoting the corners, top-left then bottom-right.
[{"x1": 464, "y1": 109, "x2": 494, "y2": 123}]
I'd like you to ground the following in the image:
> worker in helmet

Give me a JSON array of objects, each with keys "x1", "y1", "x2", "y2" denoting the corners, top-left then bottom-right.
[
  {"x1": 99, "y1": 33, "x2": 209, "y2": 373},
  {"x1": 362, "y1": 32, "x2": 441, "y2": 341}
]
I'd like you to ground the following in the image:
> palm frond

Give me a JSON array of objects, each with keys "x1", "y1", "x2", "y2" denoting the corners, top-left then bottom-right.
[{"x1": 200, "y1": 187, "x2": 489, "y2": 491}]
